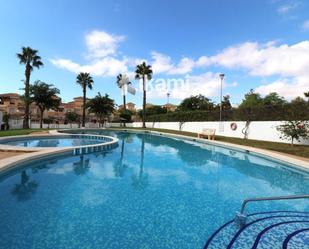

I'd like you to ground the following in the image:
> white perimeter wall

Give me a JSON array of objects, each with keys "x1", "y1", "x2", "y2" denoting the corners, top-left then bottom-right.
[
  {"x1": 112, "y1": 121, "x2": 309, "y2": 145},
  {"x1": 2, "y1": 118, "x2": 308, "y2": 145}
]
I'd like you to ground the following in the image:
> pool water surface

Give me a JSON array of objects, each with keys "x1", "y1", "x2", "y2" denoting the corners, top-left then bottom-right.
[
  {"x1": 0, "y1": 131, "x2": 308, "y2": 249},
  {"x1": 1, "y1": 137, "x2": 104, "y2": 147}
]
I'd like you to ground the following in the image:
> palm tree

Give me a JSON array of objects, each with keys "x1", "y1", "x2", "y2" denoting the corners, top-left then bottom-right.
[
  {"x1": 29, "y1": 81, "x2": 61, "y2": 128},
  {"x1": 116, "y1": 74, "x2": 131, "y2": 127},
  {"x1": 76, "y1": 72, "x2": 94, "y2": 127},
  {"x1": 135, "y1": 62, "x2": 153, "y2": 128},
  {"x1": 87, "y1": 93, "x2": 115, "y2": 127},
  {"x1": 17, "y1": 47, "x2": 43, "y2": 129},
  {"x1": 116, "y1": 74, "x2": 127, "y2": 111}
]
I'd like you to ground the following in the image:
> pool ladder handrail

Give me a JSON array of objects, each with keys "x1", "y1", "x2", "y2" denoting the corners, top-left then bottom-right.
[{"x1": 235, "y1": 194, "x2": 309, "y2": 226}]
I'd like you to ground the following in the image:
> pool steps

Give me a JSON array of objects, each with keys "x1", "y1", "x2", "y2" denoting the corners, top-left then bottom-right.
[{"x1": 204, "y1": 211, "x2": 309, "y2": 249}]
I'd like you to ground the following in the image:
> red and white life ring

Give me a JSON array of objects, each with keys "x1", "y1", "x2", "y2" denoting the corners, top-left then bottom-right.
[{"x1": 230, "y1": 122, "x2": 237, "y2": 131}]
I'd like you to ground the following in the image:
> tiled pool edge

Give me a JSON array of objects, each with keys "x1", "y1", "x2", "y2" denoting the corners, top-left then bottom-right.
[
  {"x1": 0, "y1": 133, "x2": 118, "y2": 174},
  {"x1": 108, "y1": 128, "x2": 309, "y2": 173}
]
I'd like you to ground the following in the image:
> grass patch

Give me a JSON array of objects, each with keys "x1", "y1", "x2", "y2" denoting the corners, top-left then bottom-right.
[
  {"x1": 0, "y1": 129, "x2": 49, "y2": 137},
  {"x1": 111, "y1": 127, "x2": 309, "y2": 159}
]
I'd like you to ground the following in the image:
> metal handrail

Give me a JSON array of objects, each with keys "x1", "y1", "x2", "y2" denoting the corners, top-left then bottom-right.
[
  {"x1": 234, "y1": 194, "x2": 309, "y2": 227},
  {"x1": 239, "y1": 194, "x2": 309, "y2": 215}
]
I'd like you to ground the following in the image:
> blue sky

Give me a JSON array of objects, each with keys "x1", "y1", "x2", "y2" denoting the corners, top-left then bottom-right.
[{"x1": 0, "y1": 0, "x2": 309, "y2": 107}]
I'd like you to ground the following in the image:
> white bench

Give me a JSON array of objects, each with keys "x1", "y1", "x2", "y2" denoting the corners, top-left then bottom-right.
[{"x1": 197, "y1": 128, "x2": 216, "y2": 140}]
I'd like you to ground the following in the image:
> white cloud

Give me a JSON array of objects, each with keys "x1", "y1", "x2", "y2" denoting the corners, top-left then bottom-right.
[
  {"x1": 50, "y1": 30, "x2": 129, "y2": 77},
  {"x1": 209, "y1": 41, "x2": 309, "y2": 77},
  {"x1": 150, "y1": 51, "x2": 174, "y2": 74},
  {"x1": 256, "y1": 76, "x2": 309, "y2": 99},
  {"x1": 150, "y1": 51, "x2": 195, "y2": 75},
  {"x1": 49, "y1": 28, "x2": 309, "y2": 100},
  {"x1": 85, "y1": 30, "x2": 125, "y2": 58},
  {"x1": 147, "y1": 72, "x2": 229, "y2": 100},
  {"x1": 171, "y1": 73, "x2": 222, "y2": 99},
  {"x1": 277, "y1": 1, "x2": 298, "y2": 14},
  {"x1": 302, "y1": 20, "x2": 309, "y2": 31},
  {"x1": 50, "y1": 57, "x2": 128, "y2": 77},
  {"x1": 206, "y1": 40, "x2": 309, "y2": 98}
]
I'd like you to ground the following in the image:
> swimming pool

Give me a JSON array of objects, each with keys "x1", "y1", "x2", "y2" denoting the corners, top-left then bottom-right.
[
  {"x1": 0, "y1": 130, "x2": 308, "y2": 248},
  {"x1": 0, "y1": 134, "x2": 114, "y2": 148}
]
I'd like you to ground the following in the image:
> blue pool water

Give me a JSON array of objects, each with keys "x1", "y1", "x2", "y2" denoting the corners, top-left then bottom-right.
[
  {"x1": 0, "y1": 131, "x2": 308, "y2": 249},
  {"x1": 1, "y1": 137, "x2": 103, "y2": 147}
]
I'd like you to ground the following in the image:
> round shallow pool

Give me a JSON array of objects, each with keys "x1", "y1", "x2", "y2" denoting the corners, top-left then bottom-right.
[
  {"x1": 0, "y1": 134, "x2": 115, "y2": 148},
  {"x1": 1, "y1": 137, "x2": 103, "y2": 147},
  {"x1": 0, "y1": 131, "x2": 308, "y2": 249}
]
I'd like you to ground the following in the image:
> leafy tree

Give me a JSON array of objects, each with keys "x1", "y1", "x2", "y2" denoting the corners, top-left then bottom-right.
[
  {"x1": 285, "y1": 97, "x2": 309, "y2": 121},
  {"x1": 65, "y1": 111, "x2": 80, "y2": 128},
  {"x1": 17, "y1": 47, "x2": 43, "y2": 129},
  {"x1": 87, "y1": 93, "x2": 115, "y2": 126},
  {"x1": 220, "y1": 95, "x2": 233, "y2": 120},
  {"x1": 276, "y1": 121, "x2": 309, "y2": 145},
  {"x1": 263, "y1": 92, "x2": 286, "y2": 107},
  {"x1": 2, "y1": 112, "x2": 10, "y2": 130},
  {"x1": 119, "y1": 109, "x2": 133, "y2": 123},
  {"x1": 135, "y1": 62, "x2": 153, "y2": 128},
  {"x1": 43, "y1": 117, "x2": 54, "y2": 129},
  {"x1": 29, "y1": 81, "x2": 60, "y2": 128},
  {"x1": 262, "y1": 92, "x2": 287, "y2": 120},
  {"x1": 138, "y1": 105, "x2": 167, "y2": 117},
  {"x1": 221, "y1": 95, "x2": 232, "y2": 111},
  {"x1": 178, "y1": 94, "x2": 214, "y2": 111},
  {"x1": 76, "y1": 72, "x2": 94, "y2": 127},
  {"x1": 235, "y1": 89, "x2": 263, "y2": 121}
]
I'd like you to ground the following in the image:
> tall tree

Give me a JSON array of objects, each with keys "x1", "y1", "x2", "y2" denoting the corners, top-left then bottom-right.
[
  {"x1": 76, "y1": 72, "x2": 94, "y2": 127},
  {"x1": 116, "y1": 74, "x2": 131, "y2": 127},
  {"x1": 17, "y1": 47, "x2": 43, "y2": 129},
  {"x1": 29, "y1": 81, "x2": 61, "y2": 128},
  {"x1": 135, "y1": 62, "x2": 153, "y2": 128},
  {"x1": 286, "y1": 97, "x2": 309, "y2": 120},
  {"x1": 116, "y1": 74, "x2": 128, "y2": 111},
  {"x1": 178, "y1": 94, "x2": 214, "y2": 111},
  {"x1": 65, "y1": 111, "x2": 80, "y2": 128},
  {"x1": 235, "y1": 89, "x2": 263, "y2": 121},
  {"x1": 87, "y1": 93, "x2": 115, "y2": 126}
]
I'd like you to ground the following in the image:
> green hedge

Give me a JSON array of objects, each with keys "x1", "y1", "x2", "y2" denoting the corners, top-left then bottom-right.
[
  {"x1": 144, "y1": 106, "x2": 309, "y2": 122},
  {"x1": 145, "y1": 110, "x2": 232, "y2": 122}
]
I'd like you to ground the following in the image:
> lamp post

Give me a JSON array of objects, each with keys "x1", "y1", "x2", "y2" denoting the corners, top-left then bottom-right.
[
  {"x1": 167, "y1": 92, "x2": 170, "y2": 104},
  {"x1": 219, "y1": 74, "x2": 225, "y2": 122}
]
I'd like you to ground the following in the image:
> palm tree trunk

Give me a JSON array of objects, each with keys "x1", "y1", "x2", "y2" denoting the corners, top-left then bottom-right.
[
  {"x1": 123, "y1": 94, "x2": 126, "y2": 127},
  {"x1": 40, "y1": 108, "x2": 44, "y2": 129},
  {"x1": 23, "y1": 64, "x2": 31, "y2": 129},
  {"x1": 82, "y1": 87, "x2": 86, "y2": 128},
  {"x1": 142, "y1": 77, "x2": 146, "y2": 128}
]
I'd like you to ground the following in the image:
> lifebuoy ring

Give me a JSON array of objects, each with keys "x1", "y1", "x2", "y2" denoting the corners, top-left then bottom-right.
[{"x1": 230, "y1": 122, "x2": 237, "y2": 131}]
